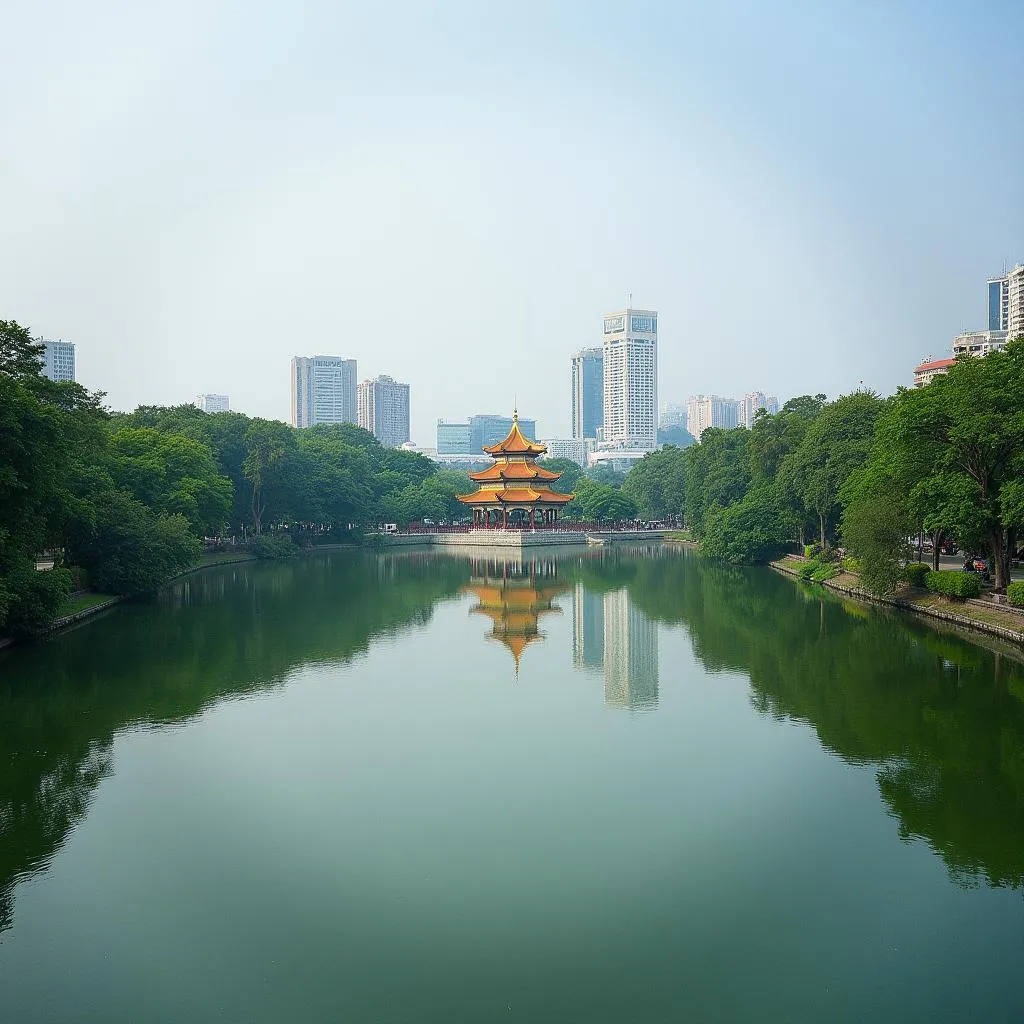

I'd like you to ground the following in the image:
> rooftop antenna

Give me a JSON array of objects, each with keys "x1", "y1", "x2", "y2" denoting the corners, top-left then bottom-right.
[{"x1": 628, "y1": 290, "x2": 633, "y2": 309}]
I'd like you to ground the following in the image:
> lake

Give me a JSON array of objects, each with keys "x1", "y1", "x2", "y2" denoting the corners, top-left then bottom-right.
[{"x1": 2, "y1": 545, "x2": 1023, "y2": 1022}]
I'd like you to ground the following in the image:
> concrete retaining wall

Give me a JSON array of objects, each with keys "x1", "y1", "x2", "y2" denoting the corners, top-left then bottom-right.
[
  {"x1": 772, "y1": 559, "x2": 1024, "y2": 646},
  {"x1": 378, "y1": 530, "x2": 664, "y2": 551}
]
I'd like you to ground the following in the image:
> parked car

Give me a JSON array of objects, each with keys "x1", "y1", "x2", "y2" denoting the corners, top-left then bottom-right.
[
  {"x1": 961, "y1": 555, "x2": 990, "y2": 580},
  {"x1": 940, "y1": 540, "x2": 958, "y2": 555}
]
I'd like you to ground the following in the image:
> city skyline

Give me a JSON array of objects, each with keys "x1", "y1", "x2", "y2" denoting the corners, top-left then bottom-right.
[{"x1": 5, "y1": 4, "x2": 1023, "y2": 443}]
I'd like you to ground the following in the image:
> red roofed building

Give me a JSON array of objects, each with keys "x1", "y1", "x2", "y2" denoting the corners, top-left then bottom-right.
[
  {"x1": 913, "y1": 357, "x2": 956, "y2": 388},
  {"x1": 457, "y1": 412, "x2": 574, "y2": 528}
]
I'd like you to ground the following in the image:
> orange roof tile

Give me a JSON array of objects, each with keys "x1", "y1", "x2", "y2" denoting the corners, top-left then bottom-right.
[
  {"x1": 469, "y1": 461, "x2": 561, "y2": 482},
  {"x1": 457, "y1": 486, "x2": 574, "y2": 505}
]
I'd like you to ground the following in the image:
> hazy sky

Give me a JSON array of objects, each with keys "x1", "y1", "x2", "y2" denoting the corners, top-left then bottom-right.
[{"x1": 3, "y1": 0, "x2": 1022, "y2": 442}]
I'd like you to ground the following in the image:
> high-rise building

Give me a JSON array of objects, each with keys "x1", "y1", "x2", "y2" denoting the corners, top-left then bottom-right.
[
  {"x1": 437, "y1": 414, "x2": 537, "y2": 455},
  {"x1": 952, "y1": 329, "x2": 1008, "y2": 358},
  {"x1": 469, "y1": 414, "x2": 536, "y2": 451},
  {"x1": 540, "y1": 437, "x2": 592, "y2": 468},
  {"x1": 739, "y1": 391, "x2": 779, "y2": 428},
  {"x1": 601, "y1": 308, "x2": 657, "y2": 449},
  {"x1": 686, "y1": 395, "x2": 739, "y2": 440},
  {"x1": 570, "y1": 347, "x2": 604, "y2": 439},
  {"x1": 1007, "y1": 265, "x2": 1024, "y2": 340},
  {"x1": 290, "y1": 356, "x2": 357, "y2": 428},
  {"x1": 194, "y1": 394, "x2": 230, "y2": 413},
  {"x1": 39, "y1": 339, "x2": 75, "y2": 382},
  {"x1": 437, "y1": 421, "x2": 473, "y2": 454},
  {"x1": 357, "y1": 375, "x2": 410, "y2": 447},
  {"x1": 988, "y1": 275, "x2": 1010, "y2": 332},
  {"x1": 659, "y1": 403, "x2": 686, "y2": 429}
]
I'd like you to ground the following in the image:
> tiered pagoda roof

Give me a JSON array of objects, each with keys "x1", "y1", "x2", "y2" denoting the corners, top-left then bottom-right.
[
  {"x1": 457, "y1": 414, "x2": 574, "y2": 516},
  {"x1": 464, "y1": 576, "x2": 569, "y2": 670}
]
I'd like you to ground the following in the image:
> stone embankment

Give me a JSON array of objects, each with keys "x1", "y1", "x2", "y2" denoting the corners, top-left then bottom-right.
[
  {"x1": 772, "y1": 554, "x2": 1024, "y2": 646},
  {"x1": 379, "y1": 530, "x2": 664, "y2": 550}
]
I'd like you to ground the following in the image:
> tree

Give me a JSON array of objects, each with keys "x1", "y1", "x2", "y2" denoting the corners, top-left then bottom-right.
[
  {"x1": 540, "y1": 458, "x2": 585, "y2": 494},
  {"x1": 699, "y1": 487, "x2": 792, "y2": 565},
  {"x1": 839, "y1": 462, "x2": 912, "y2": 594},
  {"x1": 779, "y1": 391, "x2": 883, "y2": 548},
  {"x1": 242, "y1": 420, "x2": 292, "y2": 534},
  {"x1": 657, "y1": 424, "x2": 696, "y2": 448},
  {"x1": 683, "y1": 427, "x2": 752, "y2": 537},
  {"x1": 567, "y1": 479, "x2": 637, "y2": 521},
  {"x1": 586, "y1": 465, "x2": 627, "y2": 487},
  {"x1": 65, "y1": 490, "x2": 199, "y2": 596},
  {"x1": 0, "y1": 320, "x2": 108, "y2": 634},
  {"x1": 108, "y1": 427, "x2": 233, "y2": 536},
  {"x1": 622, "y1": 447, "x2": 686, "y2": 520},
  {"x1": 876, "y1": 342, "x2": 1024, "y2": 590},
  {"x1": 747, "y1": 395, "x2": 824, "y2": 485}
]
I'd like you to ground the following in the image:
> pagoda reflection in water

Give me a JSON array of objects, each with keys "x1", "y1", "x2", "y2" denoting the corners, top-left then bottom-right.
[
  {"x1": 572, "y1": 583, "x2": 659, "y2": 709},
  {"x1": 462, "y1": 556, "x2": 570, "y2": 672}
]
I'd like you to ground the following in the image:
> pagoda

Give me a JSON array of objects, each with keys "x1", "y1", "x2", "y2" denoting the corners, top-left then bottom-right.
[
  {"x1": 457, "y1": 412, "x2": 574, "y2": 528},
  {"x1": 462, "y1": 557, "x2": 570, "y2": 670}
]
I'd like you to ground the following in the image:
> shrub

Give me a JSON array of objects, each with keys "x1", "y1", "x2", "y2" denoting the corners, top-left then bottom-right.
[
  {"x1": 797, "y1": 558, "x2": 820, "y2": 580},
  {"x1": 926, "y1": 570, "x2": 981, "y2": 601},
  {"x1": 810, "y1": 564, "x2": 838, "y2": 583},
  {"x1": 903, "y1": 562, "x2": 930, "y2": 588},
  {"x1": 252, "y1": 534, "x2": 297, "y2": 560},
  {"x1": 1007, "y1": 582, "x2": 1024, "y2": 608},
  {"x1": 841, "y1": 556, "x2": 861, "y2": 574},
  {"x1": 699, "y1": 488, "x2": 792, "y2": 565},
  {"x1": 0, "y1": 564, "x2": 75, "y2": 636},
  {"x1": 66, "y1": 490, "x2": 200, "y2": 596},
  {"x1": 804, "y1": 543, "x2": 822, "y2": 559}
]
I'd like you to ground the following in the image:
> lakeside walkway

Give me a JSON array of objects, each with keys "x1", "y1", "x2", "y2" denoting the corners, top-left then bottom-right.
[{"x1": 772, "y1": 554, "x2": 1024, "y2": 648}]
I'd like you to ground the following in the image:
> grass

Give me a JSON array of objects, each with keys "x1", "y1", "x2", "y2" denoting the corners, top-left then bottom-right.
[
  {"x1": 56, "y1": 592, "x2": 117, "y2": 618},
  {"x1": 663, "y1": 530, "x2": 693, "y2": 542}
]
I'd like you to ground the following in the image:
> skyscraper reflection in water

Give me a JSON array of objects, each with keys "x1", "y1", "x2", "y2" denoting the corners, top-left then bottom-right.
[{"x1": 572, "y1": 583, "x2": 659, "y2": 709}]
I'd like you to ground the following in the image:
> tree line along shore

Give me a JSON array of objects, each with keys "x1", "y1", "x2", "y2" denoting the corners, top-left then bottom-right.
[
  {"x1": 1, "y1": 319, "x2": 641, "y2": 640},
  {"x1": 4, "y1": 316, "x2": 1023, "y2": 639}
]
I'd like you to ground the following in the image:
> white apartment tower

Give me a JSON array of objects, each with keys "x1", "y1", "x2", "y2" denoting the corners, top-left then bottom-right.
[
  {"x1": 1008, "y1": 265, "x2": 1024, "y2": 340},
  {"x1": 601, "y1": 308, "x2": 658, "y2": 449},
  {"x1": 357, "y1": 375, "x2": 411, "y2": 447},
  {"x1": 195, "y1": 394, "x2": 230, "y2": 413},
  {"x1": 739, "y1": 391, "x2": 779, "y2": 428},
  {"x1": 686, "y1": 395, "x2": 740, "y2": 440},
  {"x1": 291, "y1": 356, "x2": 357, "y2": 428},
  {"x1": 40, "y1": 339, "x2": 75, "y2": 382}
]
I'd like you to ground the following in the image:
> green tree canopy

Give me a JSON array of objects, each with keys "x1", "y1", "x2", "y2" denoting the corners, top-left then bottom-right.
[{"x1": 622, "y1": 447, "x2": 686, "y2": 520}]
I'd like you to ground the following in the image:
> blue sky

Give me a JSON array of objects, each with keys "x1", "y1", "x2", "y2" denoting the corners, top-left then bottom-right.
[{"x1": 2, "y1": 0, "x2": 1021, "y2": 442}]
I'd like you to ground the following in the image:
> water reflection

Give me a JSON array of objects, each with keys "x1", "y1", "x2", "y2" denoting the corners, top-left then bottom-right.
[
  {"x1": 2, "y1": 544, "x2": 1024, "y2": 948},
  {"x1": 572, "y1": 584, "x2": 659, "y2": 709},
  {"x1": 458, "y1": 551, "x2": 660, "y2": 709},
  {"x1": 462, "y1": 556, "x2": 570, "y2": 670}
]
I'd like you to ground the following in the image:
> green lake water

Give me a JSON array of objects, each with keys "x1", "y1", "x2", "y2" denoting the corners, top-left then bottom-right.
[{"x1": 2, "y1": 545, "x2": 1024, "y2": 1022}]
